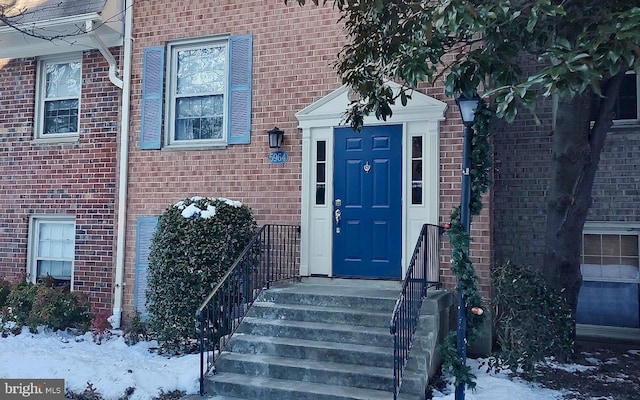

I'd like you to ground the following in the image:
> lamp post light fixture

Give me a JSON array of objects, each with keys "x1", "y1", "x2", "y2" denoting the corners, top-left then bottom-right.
[
  {"x1": 268, "y1": 126, "x2": 285, "y2": 149},
  {"x1": 454, "y1": 95, "x2": 480, "y2": 400}
]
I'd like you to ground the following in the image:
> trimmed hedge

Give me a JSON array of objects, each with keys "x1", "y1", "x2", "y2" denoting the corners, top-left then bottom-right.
[{"x1": 146, "y1": 196, "x2": 257, "y2": 354}]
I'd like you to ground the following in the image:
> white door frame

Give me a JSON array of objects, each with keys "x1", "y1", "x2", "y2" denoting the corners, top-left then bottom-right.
[{"x1": 296, "y1": 83, "x2": 447, "y2": 279}]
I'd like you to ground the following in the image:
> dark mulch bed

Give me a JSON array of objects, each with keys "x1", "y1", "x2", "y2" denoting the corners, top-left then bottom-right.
[
  {"x1": 532, "y1": 340, "x2": 640, "y2": 400},
  {"x1": 428, "y1": 339, "x2": 640, "y2": 399}
]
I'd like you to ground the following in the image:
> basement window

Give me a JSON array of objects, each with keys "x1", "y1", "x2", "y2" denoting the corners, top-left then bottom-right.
[
  {"x1": 577, "y1": 224, "x2": 640, "y2": 329},
  {"x1": 27, "y1": 215, "x2": 76, "y2": 288}
]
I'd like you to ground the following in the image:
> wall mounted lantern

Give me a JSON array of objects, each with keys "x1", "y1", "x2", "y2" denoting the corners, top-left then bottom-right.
[{"x1": 268, "y1": 126, "x2": 285, "y2": 149}]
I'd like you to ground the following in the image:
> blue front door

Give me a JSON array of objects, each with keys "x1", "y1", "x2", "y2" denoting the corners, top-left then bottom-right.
[{"x1": 333, "y1": 125, "x2": 402, "y2": 279}]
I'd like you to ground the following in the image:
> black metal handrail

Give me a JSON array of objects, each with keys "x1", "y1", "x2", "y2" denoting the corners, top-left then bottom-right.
[
  {"x1": 195, "y1": 224, "x2": 301, "y2": 395},
  {"x1": 389, "y1": 224, "x2": 442, "y2": 400}
]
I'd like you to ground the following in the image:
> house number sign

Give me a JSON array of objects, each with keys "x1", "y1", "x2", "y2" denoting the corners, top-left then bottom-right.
[{"x1": 269, "y1": 151, "x2": 289, "y2": 165}]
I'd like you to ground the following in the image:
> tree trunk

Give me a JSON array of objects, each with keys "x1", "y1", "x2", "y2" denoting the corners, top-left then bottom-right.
[{"x1": 543, "y1": 72, "x2": 626, "y2": 337}]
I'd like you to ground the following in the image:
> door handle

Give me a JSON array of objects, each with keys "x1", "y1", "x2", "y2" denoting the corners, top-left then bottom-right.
[{"x1": 334, "y1": 209, "x2": 342, "y2": 233}]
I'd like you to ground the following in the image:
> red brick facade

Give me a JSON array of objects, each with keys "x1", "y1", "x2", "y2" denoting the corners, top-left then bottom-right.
[
  {"x1": 123, "y1": 0, "x2": 493, "y2": 317},
  {"x1": 0, "y1": 50, "x2": 122, "y2": 313},
  {"x1": 0, "y1": 1, "x2": 495, "y2": 320}
]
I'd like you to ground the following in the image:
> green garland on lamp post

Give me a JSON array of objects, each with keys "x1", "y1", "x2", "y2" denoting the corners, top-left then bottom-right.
[{"x1": 440, "y1": 101, "x2": 494, "y2": 391}]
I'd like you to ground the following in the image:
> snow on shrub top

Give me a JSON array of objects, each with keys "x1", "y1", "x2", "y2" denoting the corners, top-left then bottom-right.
[{"x1": 174, "y1": 196, "x2": 243, "y2": 219}]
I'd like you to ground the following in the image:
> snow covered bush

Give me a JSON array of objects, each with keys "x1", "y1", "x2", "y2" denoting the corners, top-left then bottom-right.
[{"x1": 146, "y1": 196, "x2": 257, "y2": 354}]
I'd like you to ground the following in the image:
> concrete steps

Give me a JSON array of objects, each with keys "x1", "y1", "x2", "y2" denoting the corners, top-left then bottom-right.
[{"x1": 201, "y1": 278, "x2": 450, "y2": 400}]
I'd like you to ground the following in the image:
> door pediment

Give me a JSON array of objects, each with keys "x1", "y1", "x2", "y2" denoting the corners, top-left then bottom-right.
[{"x1": 296, "y1": 82, "x2": 447, "y2": 129}]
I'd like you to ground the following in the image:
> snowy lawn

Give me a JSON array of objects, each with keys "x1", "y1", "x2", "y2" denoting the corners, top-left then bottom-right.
[
  {"x1": 433, "y1": 358, "x2": 564, "y2": 399},
  {"x1": 0, "y1": 328, "x2": 199, "y2": 400},
  {"x1": 1, "y1": 328, "x2": 633, "y2": 400}
]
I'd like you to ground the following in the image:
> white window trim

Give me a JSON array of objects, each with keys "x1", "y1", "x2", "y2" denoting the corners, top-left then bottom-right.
[
  {"x1": 579, "y1": 221, "x2": 640, "y2": 338},
  {"x1": 34, "y1": 53, "x2": 82, "y2": 142},
  {"x1": 410, "y1": 135, "x2": 424, "y2": 206},
  {"x1": 582, "y1": 221, "x2": 640, "y2": 284},
  {"x1": 27, "y1": 215, "x2": 76, "y2": 288},
  {"x1": 609, "y1": 72, "x2": 640, "y2": 127},
  {"x1": 164, "y1": 35, "x2": 230, "y2": 149}
]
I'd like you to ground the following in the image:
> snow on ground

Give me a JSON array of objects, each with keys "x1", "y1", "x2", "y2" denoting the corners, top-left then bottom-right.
[
  {"x1": 0, "y1": 329, "x2": 586, "y2": 400},
  {"x1": 433, "y1": 358, "x2": 565, "y2": 400},
  {"x1": 0, "y1": 327, "x2": 200, "y2": 400}
]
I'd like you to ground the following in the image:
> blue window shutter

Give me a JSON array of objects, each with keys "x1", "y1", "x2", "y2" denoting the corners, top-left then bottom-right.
[
  {"x1": 228, "y1": 35, "x2": 253, "y2": 145},
  {"x1": 134, "y1": 216, "x2": 158, "y2": 320},
  {"x1": 140, "y1": 46, "x2": 165, "y2": 150}
]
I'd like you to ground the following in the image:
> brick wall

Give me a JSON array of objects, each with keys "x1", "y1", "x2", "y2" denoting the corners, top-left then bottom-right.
[
  {"x1": 589, "y1": 127, "x2": 640, "y2": 222},
  {"x1": 493, "y1": 79, "x2": 640, "y2": 269},
  {"x1": 0, "y1": 50, "x2": 121, "y2": 312},
  {"x1": 124, "y1": 1, "x2": 494, "y2": 315}
]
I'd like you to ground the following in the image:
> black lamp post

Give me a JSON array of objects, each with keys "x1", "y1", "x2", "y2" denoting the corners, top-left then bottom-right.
[
  {"x1": 454, "y1": 95, "x2": 480, "y2": 400},
  {"x1": 268, "y1": 126, "x2": 285, "y2": 149}
]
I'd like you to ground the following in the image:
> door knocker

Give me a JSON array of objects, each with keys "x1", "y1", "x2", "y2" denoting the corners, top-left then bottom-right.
[{"x1": 363, "y1": 161, "x2": 371, "y2": 173}]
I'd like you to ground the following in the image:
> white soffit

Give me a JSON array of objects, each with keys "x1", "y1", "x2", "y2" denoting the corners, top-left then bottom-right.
[{"x1": 0, "y1": 0, "x2": 123, "y2": 59}]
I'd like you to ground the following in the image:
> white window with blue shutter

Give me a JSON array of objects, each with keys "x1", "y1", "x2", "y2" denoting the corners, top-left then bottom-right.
[
  {"x1": 134, "y1": 216, "x2": 158, "y2": 319},
  {"x1": 139, "y1": 35, "x2": 252, "y2": 150}
]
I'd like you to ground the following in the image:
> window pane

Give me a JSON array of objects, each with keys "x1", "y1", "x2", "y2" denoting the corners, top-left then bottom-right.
[
  {"x1": 603, "y1": 256, "x2": 621, "y2": 265},
  {"x1": 317, "y1": 141, "x2": 326, "y2": 162},
  {"x1": 601, "y1": 235, "x2": 620, "y2": 256},
  {"x1": 316, "y1": 184, "x2": 325, "y2": 205},
  {"x1": 316, "y1": 163, "x2": 325, "y2": 183},
  {"x1": 176, "y1": 46, "x2": 226, "y2": 95},
  {"x1": 46, "y1": 62, "x2": 81, "y2": 99},
  {"x1": 38, "y1": 223, "x2": 54, "y2": 257},
  {"x1": 412, "y1": 183, "x2": 422, "y2": 205},
  {"x1": 583, "y1": 234, "x2": 600, "y2": 256},
  {"x1": 62, "y1": 261, "x2": 72, "y2": 277},
  {"x1": 621, "y1": 235, "x2": 639, "y2": 257},
  {"x1": 63, "y1": 235, "x2": 75, "y2": 259},
  {"x1": 412, "y1": 136, "x2": 422, "y2": 158},
  {"x1": 38, "y1": 222, "x2": 74, "y2": 259},
  {"x1": 591, "y1": 73, "x2": 638, "y2": 121},
  {"x1": 37, "y1": 260, "x2": 72, "y2": 279},
  {"x1": 412, "y1": 160, "x2": 422, "y2": 181},
  {"x1": 583, "y1": 255, "x2": 601, "y2": 265},
  {"x1": 617, "y1": 100, "x2": 637, "y2": 120},
  {"x1": 175, "y1": 95, "x2": 223, "y2": 140},
  {"x1": 37, "y1": 260, "x2": 51, "y2": 277},
  {"x1": 43, "y1": 99, "x2": 79, "y2": 134},
  {"x1": 620, "y1": 257, "x2": 639, "y2": 268}
]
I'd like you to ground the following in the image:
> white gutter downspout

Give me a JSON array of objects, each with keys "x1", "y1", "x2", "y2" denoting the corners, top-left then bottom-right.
[
  {"x1": 110, "y1": 0, "x2": 134, "y2": 329},
  {"x1": 87, "y1": 20, "x2": 123, "y2": 89}
]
